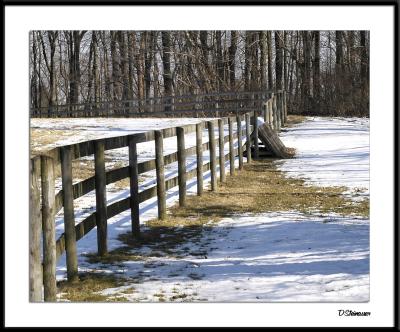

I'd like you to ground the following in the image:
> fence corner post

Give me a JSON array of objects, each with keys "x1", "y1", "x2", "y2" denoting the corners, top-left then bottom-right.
[
  {"x1": 41, "y1": 155, "x2": 57, "y2": 302},
  {"x1": 30, "y1": 157, "x2": 42, "y2": 302}
]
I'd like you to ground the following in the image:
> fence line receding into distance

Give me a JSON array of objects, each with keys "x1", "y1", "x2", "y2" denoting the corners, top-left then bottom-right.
[{"x1": 29, "y1": 91, "x2": 288, "y2": 302}]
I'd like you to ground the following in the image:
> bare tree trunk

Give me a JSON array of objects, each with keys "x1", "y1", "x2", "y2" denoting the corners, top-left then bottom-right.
[
  {"x1": 229, "y1": 31, "x2": 237, "y2": 90},
  {"x1": 87, "y1": 32, "x2": 95, "y2": 103},
  {"x1": 250, "y1": 32, "x2": 259, "y2": 91},
  {"x1": 215, "y1": 30, "x2": 224, "y2": 92},
  {"x1": 335, "y1": 30, "x2": 344, "y2": 114},
  {"x1": 283, "y1": 31, "x2": 289, "y2": 92},
  {"x1": 92, "y1": 32, "x2": 100, "y2": 104},
  {"x1": 267, "y1": 31, "x2": 273, "y2": 90},
  {"x1": 360, "y1": 31, "x2": 369, "y2": 113},
  {"x1": 342, "y1": 31, "x2": 355, "y2": 112},
  {"x1": 244, "y1": 31, "x2": 251, "y2": 91},
  {"x1": 117, "y1": 31, "x2": 130, "y2": 102},
  {"x1": 275, "y1": 31, "x2": 283, "y2": 91},
  {"x1": 200, "y1": 31, "x2": 208, "y2": 66},
  {"x1": 287, "y1": 32, "x2": 296, "y2": 105},
  {"x1": 100, "y1": 31, "x2": 111, "y2": 102},
  {"x1": 313, "y1": 31, "x2": 320, "y2": 111},
  {"x1": 39, "y1": 31, "x2": 58, "y2": 108},
  {"x1": 152, "y1": 32, "x2": 161, "y2": 98},
  {"x1": 259, "y1": 31, "x2": 268, "y2": 90},
  {"x1": 144, "y1": 31, "x2": 153, "y2": 99},
  {"x1": 110, "y1": 31, "x2": 121, "y2": 103},
  {"x1": 127, "y1": 32, "x2": 135, "y2": 100},
  {"x1": 301, "y1": 31, "x2": 312, "y2": 112},
  {"x1": 137, "y1": 32, "x2": 145, "y2": 103},
  {"x1": 38, "y1": 34, "x2": 43, "y2": 110},
  {"x1": 73, "y1": 31, "x2": 85, "y2": 105},
  {"x1": 161, "y1": 31, "x2": 173, "y2": 111},
  {"x1": 30, "y1": 32, "x2": 39, "y2": 110}
]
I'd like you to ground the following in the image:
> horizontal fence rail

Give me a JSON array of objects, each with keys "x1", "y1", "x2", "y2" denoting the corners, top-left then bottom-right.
[
  {"x1": 30, "y1": 90, "x2": 285, "y2": 118},
  {"x1": 29, "y1": 91, "x2": 288, "y2": 301}
]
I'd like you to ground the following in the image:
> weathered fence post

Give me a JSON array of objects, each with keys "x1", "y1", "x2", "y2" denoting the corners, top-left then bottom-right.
[
  {"x1": 237, "y1": 114, "x2": 243, "y2": 170},
  {"x1": 268, "y1": 100, "x2": 273, "y2": 126},
  {"x1": 30, "y1": 157, "x2": 42, "y2": 302},
  {"x1": 41, "y1": 155, "x2": 57, "y2": 302},
  {"x1": 279, "y1": 91, "x2": 285, "y2": 127},
  {"x1": 128, "y1": 135, "x2": 140, "y2": 236},
  {"x1": 196, "y1": 123, "x2": 203, "y2": 195},
  {"x1": 177, "y1": 127, "x2": 187, "y2": 207},
  {"x1": 228, "y1": 117, "x2": 235, "y2": 175},
  {"x1": 272, "y1": 95, "x2": 278, "y2": 131},
  {"x1": 94, "y1": 140, "x2": 108, "y2": 256},
  {"x1": 253, "y1": 110, "x2": 259, "y2": 159},
  {"x1": 245, "y1": 113, "x2": 252, "y2": 163},
  {"x1": 263, "y1": 103, "x2": 267, "y2": 123},
  {"x1": 207, "y1": 121, "x2": 217, "y2": 191},
  {"x1": 276, "y1": 93, "x2": 282, "y2": 132},
  {"x1": 218, "y1": 119, "x2": 226, "y2": 183},
  {"x1": 283, "y1": 90, "x2": 288, "y2": 124},
  {"x1": 155, "y1": 130, "x2": 166, "y2": 219},
  {"x1": 60, "y1": 146, "x2": 79, "y2": 281}
]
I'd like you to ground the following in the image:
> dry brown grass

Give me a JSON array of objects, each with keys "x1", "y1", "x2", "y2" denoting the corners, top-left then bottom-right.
[
  {"x1": 285, "y1": 115, "x2": 308, "y2": 127},
  {"x1": 57, "y1": 273, "x2": 128, "y2": 302},
  {"x1": 30, "y1": 129, "x2": 79, "y2": 155},
  {"x1": 111, "y1": 178, "x2": 129, "y2": 190},
  {"x1": 153, "y1": 160, "x2": 369, "y2": 219}
]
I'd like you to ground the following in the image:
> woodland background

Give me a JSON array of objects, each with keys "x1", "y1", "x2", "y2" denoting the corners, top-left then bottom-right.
[{"x1": 30, "y1": 31, "x2": 370, "y2": 116}]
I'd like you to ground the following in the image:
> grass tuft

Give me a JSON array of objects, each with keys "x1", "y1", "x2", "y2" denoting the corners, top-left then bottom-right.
[{"x1": 57, "y1": 272, "x2": 126, "y2": 302}]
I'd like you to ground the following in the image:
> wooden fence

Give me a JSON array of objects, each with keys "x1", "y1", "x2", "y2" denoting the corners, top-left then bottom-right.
[
  {"x1": 30, "y1": 90, "x2": 278, "y2": 118},
  {"x1": 29, "y1": 91, "x2": 287, "y2": 302}
]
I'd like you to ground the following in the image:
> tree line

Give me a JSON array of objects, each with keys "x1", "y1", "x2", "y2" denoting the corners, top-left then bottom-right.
[{"x1": 30, "y1": 30, "x2": 369, "y2": 116}]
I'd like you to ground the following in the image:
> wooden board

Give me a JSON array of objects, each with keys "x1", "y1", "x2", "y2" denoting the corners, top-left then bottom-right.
[{"x1": 257, "y1": 123, "x2": 295, "y2": 159}]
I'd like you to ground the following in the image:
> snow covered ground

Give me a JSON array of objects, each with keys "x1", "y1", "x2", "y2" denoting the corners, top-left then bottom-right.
[
  {"x1": 277, "y1": 117, "x2": 369, "y2": 200},
  {"x1": 30, "y1": 117, "x2": 211, "y2": 151},
  {"x1": 97, "y1": 212, "x2": 369, "y2": 302},
  {"x1": 31, "y1": 116, "x2": 369, "y2": 302}
]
